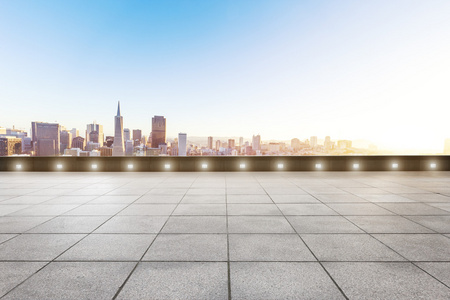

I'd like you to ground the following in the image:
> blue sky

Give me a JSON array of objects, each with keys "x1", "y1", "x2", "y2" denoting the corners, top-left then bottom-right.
[{"x1": 1, "y1": 0, "x2": 449, "y2": 151}]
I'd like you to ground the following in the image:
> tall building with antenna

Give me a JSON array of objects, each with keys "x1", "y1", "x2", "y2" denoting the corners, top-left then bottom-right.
[{"x1": 112, "y1": 101, "x2": 125, "y2": 156}]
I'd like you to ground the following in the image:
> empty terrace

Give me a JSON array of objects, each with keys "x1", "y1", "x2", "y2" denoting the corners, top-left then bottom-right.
[{"x1": 0, "y1": 171, "x2": 450, "y2": 299}]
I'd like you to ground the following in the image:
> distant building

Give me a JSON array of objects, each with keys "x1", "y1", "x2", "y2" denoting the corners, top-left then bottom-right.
[
  {"x1": 31, "y1": 122, "x2": 60, "y2": 156},
  {"x1": 70, "y1": 128, "x2": 78, "y2": 140},
  {"x1": 86, "y1": 123, "x2": 104, "y2": 145},
  {"x1": 178, "y1": 133, "x2": 187, "y2": 156},
  {"x1": 215, "y1": 140, "x2": 221, "y2": 151},
  {"x1": 124, "y1": 128, "x2": 131, "y2": 142},
  {"x1": 133, "y1": 129, "x2": 142, "y2": 146},
  {"x1": 146, "y1": 147, "x2": 161, "y2": 156},
  {"x1": 60, "y1": 130, "x2": 72, "y2": 154},
  {"x1": 125, "y1": 140, "x2": 134, "y2": 156},
  {"x1": 112, "y1": 102, "x2": 125, "y2": 156},
  {"x1": 151, "y1": 116, "x2": 166, "y2": 148},
  {"x1": 105, "y1": 136, "x2": 114, "y2": 148},
  {"x1": 252, "y1": 135, "x2": 261, "y2": 151},
  {"x1": 99, "y1": 146, "x2": 113, "y2": 157},
  {"x1": 324, "y1": 136, "x2": 332, "y2": 150},
  {"x1": 337, "y1": 140, "x2": 352, "y2": 149},
  {"x1": 269, "y1": 143, "x2": 281, "y2": 152},
  {"x1": 22, "y1": 137, "x2": 32, "y2": 154},
  {"x1": 86, "y1": 142, "x2": 100, "y2": 151},
  {"x1": 208, "y1": 136, "x2": 213, "y2": 149},
  {"x1": 72, "y1": 136, "x2": 85, "y2": 150},
  {"x1": 239, "y1": 137, "x2": 244, "y2": 147},
  {"x1": 291, "y1": 138, "x2": 301, "y2": 151},
  {"x1": 228, "y1": 139, "x2": 235, "y2": 148},
  {"x1": 310, "y1": 136, "x2": 318, "y2": 148},
  {"x1": 444, "y1": 139, "x2": 450, "y2": 154},
  {"x1": 64, "y1": 148, "x2": 81, "y2": 156},
  {"x1": 0, "y1": 136, "x2": 22, "y2": 156}
]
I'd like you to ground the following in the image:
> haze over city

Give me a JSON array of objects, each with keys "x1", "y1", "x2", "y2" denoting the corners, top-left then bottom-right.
[{"x1": 1, "y1": 0, "x2": 450, "y2": 152}]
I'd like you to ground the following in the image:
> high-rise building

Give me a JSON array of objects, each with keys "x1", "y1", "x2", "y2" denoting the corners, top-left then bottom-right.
[
  {"x1": 337, "y1": 140, "x2": 352, "y2": 149},
  {"x1": 151, "y1": 116, "x2": 166, "y2": 148},
  {"x1": 445, "y1": 139, "x2": 450, "y2": 154},
  {"x1": 124, "y1": 128, "x2": 131, "y2": 141},
  {"x1": 239, "y1": 137, "x2": 244, "y2": 147},
  {"x1": 60, "y1": 130, "x2": 72, "y2": 154},
  {"x1": 64, "y1": 148, "x2": 81, "y2": 156},
  {"x1": 208, "y1": 136, "x2": 213, "y2": 149},
  {"x1": 125, "y1": 140, "x2": 134, "y2": 156},
  {"x1": 99, "y1": 146, "x2": 113, "y2": 157},
  {"x1": 310, "y1": 136, "x2": 318, "y2": 148},
  {"x1": 178, "y1": 133, "x2": 187, "y2": 156},
  {"x1": 86, "y1": 123, "x2": 103, "y2": 145},
  {"x1": 252, "y1": 135, "x2": 261, "y2": 151},
  {"x1": 112, "y1": 102, "x2": 125, "y2": 156},
  {"x1": 86, "y1": 142, "x2": 100, "y2": 151},
  {"x1": 72, "y1": 136, "x2": 85, "y2": 150},
  {"x1": 228, "y1": 139, "x2": 235, "y2": 148},
  {"x1": 70, "y1": 128, "x2": 78, "y2": 140},
  {"x1": 31, "y1": 122, "x2": 60, "y2": 156},
  {"x1": 89, "y1": 131, "x2": 99, "y2": 144},
  {"x1": 0, "y1": 137, "x2": 22, "y2": 156},
  {"x1": 105, "y1": 136, "x2": 114, "y2": 148},
  {"x1": 324, "y1": 136, "x2": 332, "y2": 150},
  {"x1": 133, "y1": 129, "x2": 142, "y2": 146},
  {"x1": 291, "y1": 138, "x2": 301, "y2": 151},
  {"x1": 216, "y1": 140, "x2": 221, "y2": 151}
]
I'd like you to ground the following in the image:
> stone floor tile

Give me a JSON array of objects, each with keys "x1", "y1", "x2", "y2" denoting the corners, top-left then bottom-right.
[
  {"x1": 27, "y1": 216, "x2": 109, "y2": 233},
  {"x1": 0, "y1": 262, "x2": 47, "y2": 298},
  {"x1": 227, "y1": 204, "x2": 281, "y2": 215},
  {"x1": 161, "y1": 216, "x2": 226, "y2": 233},
  {"x1": 346, "y1": 216, "x2": 433, "y2": 233},
  {"x1": 278, "y1": 204, "x2": 338, "y2": 215},
  {"x1": 287, "y1": 216, "x2": 363, "y2": 233},
  {"x1": 172, "y1": 204, "x2": 226, "y2": 215},
  {"x1": 0, "y1": 216, "x2": 52, "y2": 233},
  {"x1": 228, "y1": 216, "x2": 294, "y2": 233}
]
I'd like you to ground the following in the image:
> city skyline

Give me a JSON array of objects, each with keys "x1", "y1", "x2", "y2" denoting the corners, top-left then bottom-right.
[{"x1": 1, "y1": 1, "x2": 449, "y2": 152}]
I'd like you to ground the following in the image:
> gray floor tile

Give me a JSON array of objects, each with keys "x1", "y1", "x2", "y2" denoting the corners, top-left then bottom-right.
[
  {"x1": 180, "y1": 194, "x2": 225, "y2": 204},
  {"x1": 327, "y1": 203, "x2": 394, "y2": 215},
  {"x1": 0, "y1": 262, "x2": 47, "y2": 298},
  {"x1": 88, "y1": 195, "x2": 140, "y2": 204},
  {"x1": 231, "y1": 262, "x2": 344, "y2": 299},
  {"x1": 229, "y1": 234, "x2": 315, "y2": 261},
  {"x1": 64, "y1": 204, "x2": 127, "y2": 216},
  {"x1": 228, "y1": 216, "x2": 294, "y2": 233},
  {"x1": 94, "y1": 216, "x2": 168, "y2": 233},
  {"x1": 161, "y1": 216, "x2": 226, "y2": 233},
  {"x1": 0, "y1": 234, "x2": 85, "y2": 261},
  {"x1": 427, "y1": 202, "x2": 450, "y2": 212},
  {"x1": 135, "y1": 195, "x2": 183, "y2": 203},
  {"x1": 315, "y1": 194, "x2": 368, "y2": 203},
  {"x1": 0, "y1": 234, "x2": 17, "y2": 244},
  {"x1": 416, "y1": 262, "x2": 450, "y2": 287},
  {"x1": 0, "y1": 216, "x2": 52, "y2": 233},
  {"x1": 143, "y1": 234, "x2": 227, "y2": 261},
  {"x1": 377, "y1": 203, "x2": 449, "y2": 215},
  {"x1": 278, "y1": 204, "x2": 338, "y2": 215},
  {"x1": 301, "y1": 234, "x2": 405, "y2": 261},
  {"x1": 347, "y1": 216, "x2": 433, "y2": 233},
  {"x1": 27, "y1": 216, "x2": 110, "y2": 233},
  {"x1": 227, "y1": 188, "x2": 266, "y2": 195},
  {"x1": 227, "y1": 194, "x2": 273, "y2": 203},
  {"x1": 287, "y1": 216, "x2": 363, "y2": 233},
  {"x1": 3, "y1": 262, "x2": 135, "y2": 300},
  {"x1": 270, "y1": 194, "x2": 319, "y2": 203},
  {"x1": 0, "y1": 205, "x2": 31, "y2": 216},
  {"x1": 42, "y1": 195, "x2": 97, "y2": 204},
  {"x1": 116, "y1": 262, "x2": 228, "y2": 299},
  {"x1": 228, "y1": 204, "x2": 281, "y2": 215},
  {"x1": 406, "y1": 216, "x2": 450, "y2": 233},
  {"x1": 401, "y1": 193, "x2": 450, "y2": 203},
  {"x1": 373, "y1": 234, "x2": 450, "y2": 261},
  {"x1": 186, "y1": 188, "x2": 226, "y2": 195},
  {"x1": 58, "y1": 234, "x2": 155, "y2": 261},
  {"x1": 324, "y1": 262, "x2": 450, "y2": 300},
  {"x1": 11, "y1": 205, "x2": 80, "y2": 216},
  {"x1": 360, "y1": 194, "x2": 416, "y2": 203},
  {"x1": 1, "y1": 196, "x2": 55, "y2": 205},
  {"x1": 172, "y1": 204, "x2": 226, "y2": 215},
  {"x1": 119, "y1": 204, "x2": 176, "y2": 215}
]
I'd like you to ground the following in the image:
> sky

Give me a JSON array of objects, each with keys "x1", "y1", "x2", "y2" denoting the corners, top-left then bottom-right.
[{"x1": 0, "y1": 0, "x2": 449, "y2": 151}]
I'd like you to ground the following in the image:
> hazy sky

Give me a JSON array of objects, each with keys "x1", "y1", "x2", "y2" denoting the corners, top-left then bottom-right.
[{"x1": 1, "y1": 0, "x2": 449, "y2": 150}]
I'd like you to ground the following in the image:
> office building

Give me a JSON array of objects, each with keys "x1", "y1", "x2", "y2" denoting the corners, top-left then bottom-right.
[
  {"x1": 31, "y1": 122, "x2": 61, "y2": 156},
  {"x1": 178, "y1": 133, "x2": 187, "y2": 156},
  {"x1": 228, "y1": 139, "x2": 235, "y2": 148},
  {"x1": 99, "y1": 146, "x2": 113, "y2": 157},
  {"x1": 70, "y1": 128, "x2": 78, "y2": 140},
  {"x1": 112, "y1": 102, "x2": 125, "y2": 156},
  {"x1": 216, "y1": 140, "x2": 221, "y2": 151},
  {"x1": 124, "y1": 128, "x2": 131, "y2": 142},
  {"x1": 151, "y1": 116, "x2": 166, "y2": 148},
  {"x1": 133, "y1": 129, "x2": 142, "y2": 146},
  {"x1": 252, "y1": 134, "x2": 261, "y2": 151},
  {"x1": 86, "y1": 123, "x2": 104, "y2": 145},
  {"x1": 291, "y1": 138, "x2": 301, "y2": 151},
  {"x1": 86, "y1": 142, "x2": 100, "y2": 151},
  {"x1": 60, "y1": 130, "x2": 72, "y2": 154},
  {"x1": 208, "y1": 136, "x2": 213, "y2": 149},
  {"x1": 310, "y1": 136, "x2": 318, "y2": 148},
  {"x1": 337, "y1": 140, "x2": 352, "y2": 149},
  {"x1": 125, "y1": 140, "x2": 134, "y2": 156},
  {"x1": 239, "y1": 137, "x2": 244, "y2": 147},
  {"x1": 64, "y1": 148, "x2": 81, "y2": 156},
  {"x1": 105, "y1": 136, "x2": 114, "y2": 148},
  {"x1": 72, "y1": 136, "x2": 85, "y2": 150},
  {"x1": 0, "y1": 136, "x2": 22, "y2": 156},
  {"x1": 324, "y1": 136, "x2": 332, "y2": 150}
]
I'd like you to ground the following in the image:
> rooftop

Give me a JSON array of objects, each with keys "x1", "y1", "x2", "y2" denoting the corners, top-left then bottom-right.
[{"x1": 0, "y1": 171, "x2": 449, "y2": 299}]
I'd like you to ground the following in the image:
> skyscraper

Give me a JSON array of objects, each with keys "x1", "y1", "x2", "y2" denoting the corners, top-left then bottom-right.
[
  {"x1": 72, "y1": 136, "x2": 85, "y2": 150},
  {"x1": 133, "y1": 129, "x2": 142, "y2": 146},
  {"x1": 60, "y1": 130, "x2": 72, "y2": 154},
  {"x1": 252, "y1": 134, "x2": 261, "y2": 151},
  {"x1": 216, "y1": 140, "x2": 221, "y2": 151},
  {"x1": 151, "y1": 116, "x2": 166, "y2": 148},
  {"x1": 324, "y1": 136, "x2": 332, "y2": 150},
  {"x1": 124, "y1": 128, "x2": 131, "y2": 141},
  {"x1": 0, "y1": 137, "x2": 22, "y2": 156},
  {"x1": 207, "y1": 136, "x2": 213, "y2": 149},
  {"x1": 112, "y1": 102, "x2": 125, "y2": 156},
  {"x1": 239, "y1": 137, "x2": 244, "y2": 147},
  {"x1": 178, "y1": 133, "x2": 187, "y2": 156},
  {"x1": 310, "y1": 136, "x2": 318, "y2": 148},
  {"x1": 31, "y1": 122, "x2": 61, "y2": 156},
  {"x1": 228, "y1": 139, "x2": 235, "y2": 148},
  {"x1": 86, "y1": 123, "x2": 104, "y2": 145}
]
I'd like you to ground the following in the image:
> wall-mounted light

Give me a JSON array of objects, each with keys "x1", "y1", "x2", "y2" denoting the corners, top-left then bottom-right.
[
  {"x1": 353, "y1": 163, "x2": 360, "y2": 170},
  {"x1": 201, "y1": 163, "x2": 208, "y2": 169},
  {"x1": 91, "y1": 164, "x2": 98, "y2": 170},
  {"x1": 164, "y1": 163, "x2": 171, "y2": 170},
  {"x1": 240, "y1": 163, "x2": 246, "y2": 169},
  {"x1": 127, "y1": 164, "x2": 134, "y2": 170},
  {"x1": 16, "y1": 164, "x2": 22, "y2": 170},
  {"x1": 315, "y1": 163, "x2": 322, "y2": 169},
  {"x1": 56, "y1": 164, "x2": 63, "y2": 170},
  {"x1": 277, "y1": 163, "x2": 284, "y2": 169},
  {"x1": 392, "y1": 163, "x2": 399, "y2": 169},
  {"x1": 430, "y1": 163, "x2": 437, "y2": 169}
]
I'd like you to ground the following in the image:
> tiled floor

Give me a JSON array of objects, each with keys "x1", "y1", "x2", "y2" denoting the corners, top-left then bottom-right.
[{"x1": 0, "y1": 171, "x2": 450, "y2": 299}]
